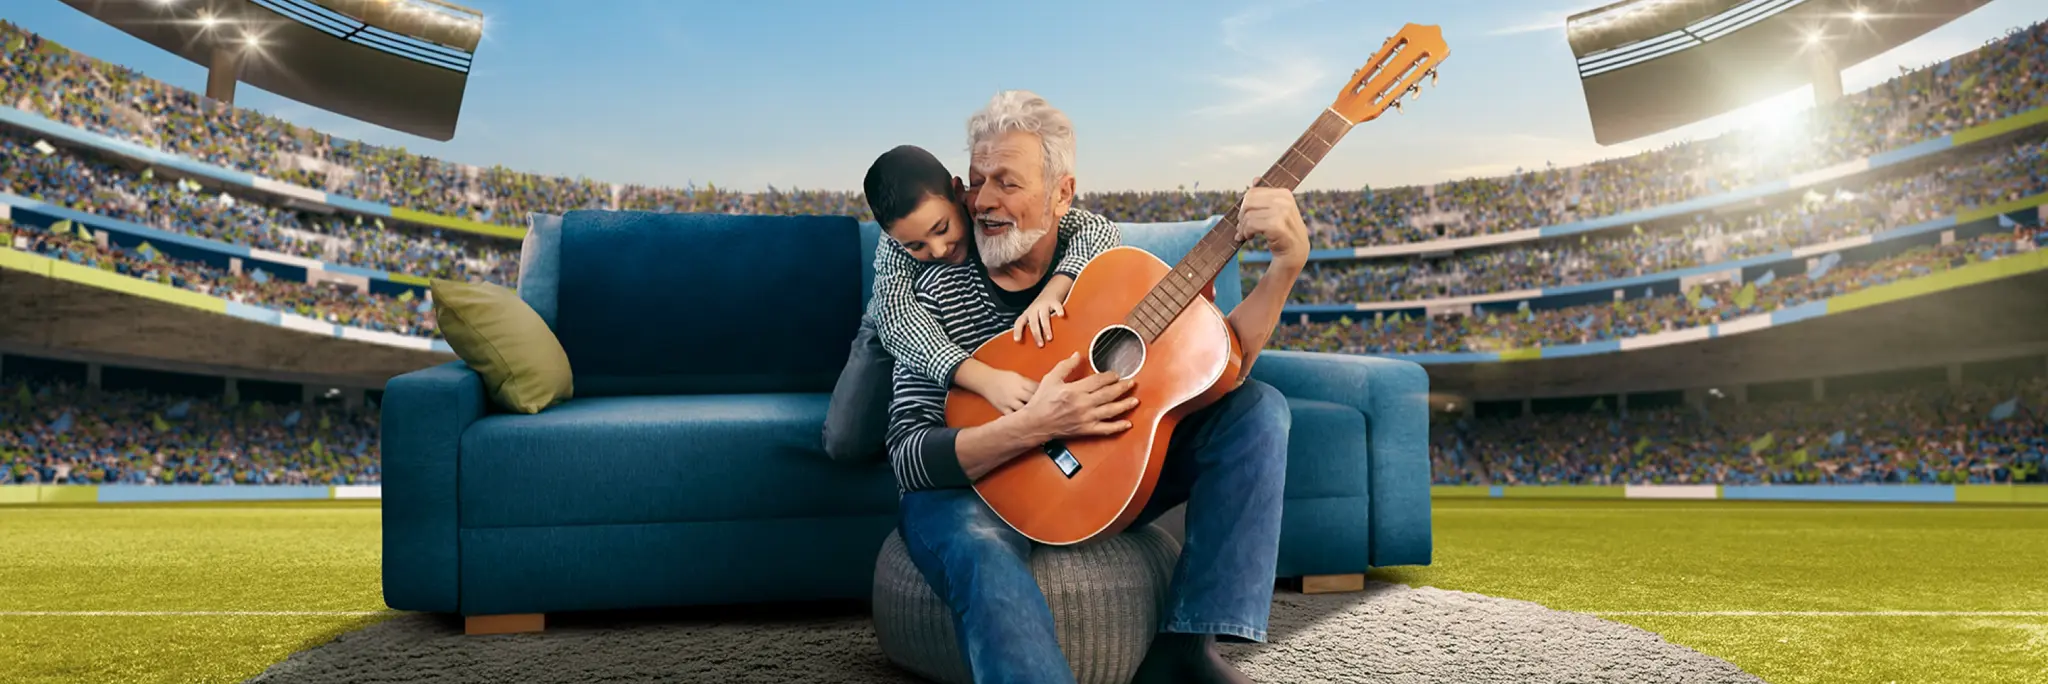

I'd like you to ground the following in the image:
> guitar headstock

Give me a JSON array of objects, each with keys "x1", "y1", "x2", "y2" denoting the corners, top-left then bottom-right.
[{"x1": 1331, "y1": 23, "x2": 1449, "y2": 124}]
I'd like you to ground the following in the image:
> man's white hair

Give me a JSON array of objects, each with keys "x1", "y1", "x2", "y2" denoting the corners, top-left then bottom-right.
[{"x1": 966, "y1": 90, "x2": 1075, "y2": 189}]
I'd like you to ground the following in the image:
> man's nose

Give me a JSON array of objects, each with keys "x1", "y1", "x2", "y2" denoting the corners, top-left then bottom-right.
[{"x1": 971, "y1": 185, "x2": 998, "y2": 213}]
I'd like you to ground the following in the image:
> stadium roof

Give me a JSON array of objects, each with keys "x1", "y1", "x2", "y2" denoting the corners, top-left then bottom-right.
[
  {"x1": 58, "y1": 0, "x2": 481, "y2": 141},
  {"x1": 1570, "y1": 0, "x2": 1993, "y2": 145}
]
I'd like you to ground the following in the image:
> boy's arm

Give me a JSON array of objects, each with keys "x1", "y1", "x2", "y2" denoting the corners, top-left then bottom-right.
[
  {"x1": 1053, "y1": 207, "x2": 1121, "y2": 280},
  {"x1": 869, "y1": 238, "x2": 973, "y2": 386}
]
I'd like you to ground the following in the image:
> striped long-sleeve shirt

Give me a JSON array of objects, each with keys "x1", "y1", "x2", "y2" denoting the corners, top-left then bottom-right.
[
  {"x1": 866, "y1": 207, "x2": 1119, "y2": 387},
  {"x1": 884, "y1": 229, "x2": 1080, "y2": 493}
]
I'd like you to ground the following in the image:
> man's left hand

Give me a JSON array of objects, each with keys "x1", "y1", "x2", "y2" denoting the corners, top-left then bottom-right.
[{"x1": 1235, "y1": 184, "x2": 1310, "y2": 268}]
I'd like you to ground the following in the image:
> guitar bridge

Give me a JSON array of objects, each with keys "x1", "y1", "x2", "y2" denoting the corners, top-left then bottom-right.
[{"x1": 1044, "y1": 440, "x2": 1082, "y2": 478}]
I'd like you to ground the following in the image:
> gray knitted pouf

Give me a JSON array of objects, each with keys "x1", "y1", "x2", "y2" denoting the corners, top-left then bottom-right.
[{"x1": 872, "y1": 524, "x2": 1182, "y2": 684}]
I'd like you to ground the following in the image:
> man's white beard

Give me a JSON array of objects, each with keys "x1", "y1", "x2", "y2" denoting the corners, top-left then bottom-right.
[{"x1": 976, "y1": 223, "x2": 1049, "y2": 269}]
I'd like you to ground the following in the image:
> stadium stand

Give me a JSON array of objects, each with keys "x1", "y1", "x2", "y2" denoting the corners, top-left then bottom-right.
[
  {"x1": 0, "y1": 377, "x2": 381, "y2": 485},
  {"x1": 1259, "y1": 136, "x2": 2048, "y2": 303},
  {"x1": 0, "y1": 131, "x2": 521, "y2": 286},
  {"x1": 2, "y1": 18, "x2": 2043, "y2": 243},
  {"x1": 1433, "y1": 372, "x2": 2047, "y2": 486},
  {"x1": 2, "y1": 216, "x2": 438, "y2": 337},
  {"x1": 2, "y1": 18, "x2": 2045, "y2": 489},
  {"x1": 1268, "y1": 222, "x2": 2047, "y2": 354}
]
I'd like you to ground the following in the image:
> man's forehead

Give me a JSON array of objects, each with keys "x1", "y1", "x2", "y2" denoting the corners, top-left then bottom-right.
[{"x1": 970, "y1": 137, "x2": 1035, "y2": 174}]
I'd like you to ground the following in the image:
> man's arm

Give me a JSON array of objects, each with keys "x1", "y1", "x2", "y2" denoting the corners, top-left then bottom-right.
[
  {"x1": 1225, "y1": 257, "x2": 1305, "y2": 375},
  {"x1": 869, "y1": 240, "x2": 973, "y2": 385},
  {"x1": 883, "y1": 365, "x2": 1047, "y2": 491},
  {"x1": 1223, "y1": 188, "x2": 1312, "y2": 374},
  {"x1": 1053, "y1": 207, "x2": 1121, "y2": 280}
]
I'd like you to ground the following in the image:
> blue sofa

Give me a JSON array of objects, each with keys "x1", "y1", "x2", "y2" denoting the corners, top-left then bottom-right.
[{"x1": 381, "y1": 209, "x2": 1430, "y2": 622}]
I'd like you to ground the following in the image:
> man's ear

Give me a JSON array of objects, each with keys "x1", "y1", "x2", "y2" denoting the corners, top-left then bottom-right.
[
  {"x1": 951, "y1": 176, "x2": 966, "y2": 200},
  {"x1": 1052, "y1": 175, "x2": 1077, "y2": 216}
]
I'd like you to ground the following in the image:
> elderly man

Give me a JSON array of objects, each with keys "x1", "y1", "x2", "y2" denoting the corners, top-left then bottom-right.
[{"x1": 883, "y1": 90, "x2": 1311, "y2": 684}]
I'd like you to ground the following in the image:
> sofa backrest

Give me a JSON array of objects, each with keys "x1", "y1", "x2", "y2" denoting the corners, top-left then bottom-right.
[{"x1": 522, "y1": 210, "x2": 864, "y2": 398}]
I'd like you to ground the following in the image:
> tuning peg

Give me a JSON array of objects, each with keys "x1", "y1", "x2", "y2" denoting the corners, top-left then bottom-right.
[
  {"x1": 1407, "y1": 84, "x2": 1421, "y2": 100},
  {"x1": 1429, "y1": 69, "x2": 1439, "y2": 87},
  {"x1": 1390, "y1": 100, "x2": 1403, "y2": 114}
]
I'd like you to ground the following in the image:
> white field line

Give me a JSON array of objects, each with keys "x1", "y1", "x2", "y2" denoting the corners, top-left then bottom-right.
[
  {"x1": 0, "y1": 610, "x2": 392, "y2": 616},
  {"x1": 1591, "y1": 611, "x2": 2048, "y2": 617}
]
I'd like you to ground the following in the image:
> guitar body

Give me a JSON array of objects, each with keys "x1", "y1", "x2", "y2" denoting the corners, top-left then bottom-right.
[{"x1": 946, "y1": 246, "x2": 1243, "y2": 546}]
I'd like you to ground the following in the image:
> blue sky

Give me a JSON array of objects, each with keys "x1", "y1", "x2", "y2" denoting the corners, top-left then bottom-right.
[{"x1": 5, "y1": 0, "x2": 2039, "y2": 193}]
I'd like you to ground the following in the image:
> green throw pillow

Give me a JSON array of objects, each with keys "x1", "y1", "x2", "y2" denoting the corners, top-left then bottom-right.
[{"x1": 431, "y1": 279, "x2": 573, "y2": 414}]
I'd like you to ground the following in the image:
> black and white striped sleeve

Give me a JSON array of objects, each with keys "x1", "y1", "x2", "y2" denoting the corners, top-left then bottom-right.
[
  {"x1": 868, "y1": 238, "x2": 973, "y2": 386},
  {"x1": 883, "y1": 360, "x2": 969, "y2": 492},
  {"x1": 1053, "y1": 207, "x2": 1120, "y2": 279}
]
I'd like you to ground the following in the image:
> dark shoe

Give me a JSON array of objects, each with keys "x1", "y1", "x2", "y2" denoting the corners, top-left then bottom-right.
[{"x1": 1131, "y1": 632, "x2": 1254, "y2": 684}]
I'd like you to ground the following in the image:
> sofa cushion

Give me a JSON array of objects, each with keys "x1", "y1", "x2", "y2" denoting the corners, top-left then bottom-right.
[
  {"x1": 430, "y1": 279, "x2": 573, "y2": 414},
  {"x1": 458, "y1": 394, "x2": 901, "y2": 528},
  {"x1": 1280, "y1": 397, "x2": 1370, "y2": 500},
  {"x1": 552, "y1": 210, "x2": 865, "y2": 397},
  {"x1": 1118, "y1": 218, "x2": 1241, "y2": 313},
  {"x1": 517, "y1": 212, "x2": 563, "y2": 331}
]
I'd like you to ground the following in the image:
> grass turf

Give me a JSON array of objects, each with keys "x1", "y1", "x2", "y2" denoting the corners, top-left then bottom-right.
[{"x1": 1, "y1": 498, "x2": 2043, "y2": 683}]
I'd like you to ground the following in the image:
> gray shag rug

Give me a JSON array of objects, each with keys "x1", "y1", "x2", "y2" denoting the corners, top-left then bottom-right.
[{"x1": 245, "y1": 583, "x2": 1763, "y2": 684}]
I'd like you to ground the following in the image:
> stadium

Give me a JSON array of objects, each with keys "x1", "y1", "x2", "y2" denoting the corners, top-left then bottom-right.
[{"x1": 1, "y1": 0, "x2": 2044, "y2": 682}]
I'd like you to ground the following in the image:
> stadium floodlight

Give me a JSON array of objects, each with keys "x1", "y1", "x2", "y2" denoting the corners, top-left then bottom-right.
[
  {"x1": 61, "y1": 0, "x2": 484, "y2": 141},
  {"x1": 1569, "y1": 0, "x2": 1993, "y2": 145}
]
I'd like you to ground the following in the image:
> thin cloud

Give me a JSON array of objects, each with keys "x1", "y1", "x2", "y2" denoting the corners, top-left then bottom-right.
[
  {"x1": 1179, "y1": 142, "x2": 1274, "y2": 168},
  {"x1": 1195, "y1": 0, "x2": 1333, "y2": 117}
]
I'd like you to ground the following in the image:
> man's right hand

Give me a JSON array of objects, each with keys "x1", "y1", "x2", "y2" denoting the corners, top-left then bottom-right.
[{"x1": 1022, "y1": 353, "x2": 1138, "y2": 439}]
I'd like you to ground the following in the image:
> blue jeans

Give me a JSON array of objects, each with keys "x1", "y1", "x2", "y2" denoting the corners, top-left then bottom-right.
[{"x1": 897, "y1": 380, "x2": 1290, "y2": 684}]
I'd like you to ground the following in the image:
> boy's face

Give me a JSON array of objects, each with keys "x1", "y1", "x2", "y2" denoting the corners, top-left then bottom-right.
[{"x1": 885, "y1": 183, "x2": 971, "y2": 265}]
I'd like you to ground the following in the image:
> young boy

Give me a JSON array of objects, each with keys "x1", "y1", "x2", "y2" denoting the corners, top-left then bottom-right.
[{"x1": 822, "y1": 144, "x2": 1120, "y2": 463}]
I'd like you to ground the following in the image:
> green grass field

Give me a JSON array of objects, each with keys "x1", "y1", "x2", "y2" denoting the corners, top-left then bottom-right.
[{"x1": 2, "y1": 498, "x2": 2043, "y2": 683}]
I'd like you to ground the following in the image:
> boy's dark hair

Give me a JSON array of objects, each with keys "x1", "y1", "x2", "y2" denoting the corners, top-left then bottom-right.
[{"x1": 864, "y1": 145, "x2": 955, "y2": 229}]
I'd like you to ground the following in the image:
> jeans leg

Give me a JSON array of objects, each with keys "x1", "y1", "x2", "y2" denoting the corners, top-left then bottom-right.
[
  {"x1": 899, "y1": 489, "x2": 1075, "y2": 684},
  {"x1": 822, "y1": 317, "x2": 894, "y2": 462},
  {"x1": 1154, "y1": 379, "x2": 1290, "y2": 643}
]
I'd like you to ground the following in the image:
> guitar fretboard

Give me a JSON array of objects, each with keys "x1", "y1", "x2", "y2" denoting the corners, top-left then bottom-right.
[{"x1": 1124, "y1": 108, "x2": 1354, "y2": 342}]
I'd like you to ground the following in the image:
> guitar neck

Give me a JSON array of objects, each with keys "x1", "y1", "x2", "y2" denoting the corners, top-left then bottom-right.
[{"x1": 1124, "y1": 108, "x2": 1355, "y2": 342}]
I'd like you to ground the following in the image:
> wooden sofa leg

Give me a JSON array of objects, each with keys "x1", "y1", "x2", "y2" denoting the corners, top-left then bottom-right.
[
  {"x1": 1301, "y1": 574, "x2": 1366, "y2": 594},
  {"x1": 465, "y1": 613, "x2": 545, "y2": 635}
]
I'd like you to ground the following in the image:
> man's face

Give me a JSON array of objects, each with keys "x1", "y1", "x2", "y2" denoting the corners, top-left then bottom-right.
[
  {"x1": 883, "y1": 191, "x2": 970, "y2": 265},
  {"x1": 968, "y1": 129, "x2": 1072, "y2": 268}
]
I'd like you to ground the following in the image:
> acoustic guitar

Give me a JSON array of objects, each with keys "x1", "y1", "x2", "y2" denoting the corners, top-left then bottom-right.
[{"x1": 945, "y1": 23, "x2": 1450, "y2": 545}]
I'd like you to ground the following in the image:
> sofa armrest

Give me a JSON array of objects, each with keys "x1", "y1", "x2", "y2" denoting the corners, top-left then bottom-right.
[
  {"x1": 1249, "y1": 350, "x2": 1431, "y2": 568},
  {"x1": 381, "y1": 361, "x2": 487, "y2": 612}
]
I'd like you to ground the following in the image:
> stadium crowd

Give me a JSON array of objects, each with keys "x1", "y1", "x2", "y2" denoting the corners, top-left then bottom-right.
[
  {"x1": 1265, "y1": 136, "x2": 2048, "y2": 303},
  {"x1": 1, "y1": 217, "x2": 437, "y2": 337},
  {"x1": 1433, "y1": 373, "x2": 2048, "y2": 486},
  {"x1": 0, "y1": 379, "x2": 381, "y2": 485},
  {"x1": 1270, "y1": 222, "x2": 2048, "y2": 355},
  {"x1": 3, "y1": 19, "x2": 2045, "y2": 248},
  {"x1": 0, "y1": 131, "x2": 521, "y2": 286}
]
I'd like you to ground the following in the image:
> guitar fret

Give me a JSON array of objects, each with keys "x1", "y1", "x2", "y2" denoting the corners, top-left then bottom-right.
[{"x1": 1128, "y1": 106, "x2": 1355, "y2": 343}]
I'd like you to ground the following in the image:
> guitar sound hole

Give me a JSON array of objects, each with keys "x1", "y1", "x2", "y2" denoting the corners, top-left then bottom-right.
[{"x1": 1089, "y1": 325, "x2": 1145, "y2": 380}]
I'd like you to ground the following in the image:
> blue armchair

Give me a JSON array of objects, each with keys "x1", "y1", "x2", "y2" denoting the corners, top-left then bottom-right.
[{"x1": 381, "y1": 210, "x2": 1430, "y2": 631}]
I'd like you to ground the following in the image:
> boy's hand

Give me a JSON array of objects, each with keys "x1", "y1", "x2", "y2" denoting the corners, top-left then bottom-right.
[
  {"x1": 1013, "y1": 297, "x2": 1064, "y2": 347},
  {"x1": 1013, "y1": 274, "x2": 1077, "y2": 347},
  {"x1": 957, "y1": 360, "x2": 1038, "y2": 415}
]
